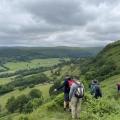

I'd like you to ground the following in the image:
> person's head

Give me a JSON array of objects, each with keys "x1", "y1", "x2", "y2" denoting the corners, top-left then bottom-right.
[{"x1": 93, "y1": 79, "x2": 98, "y2": 84}]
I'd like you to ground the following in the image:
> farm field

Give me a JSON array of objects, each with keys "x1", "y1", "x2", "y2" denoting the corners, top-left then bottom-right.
[{"x1": 4, "y1": 58, "x2": 61, "y2": 71}]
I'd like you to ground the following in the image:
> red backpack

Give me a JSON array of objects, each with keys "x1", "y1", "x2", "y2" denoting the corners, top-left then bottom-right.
[{"x1": 68, "y1": 79, "x2": 75, "y2": 87}]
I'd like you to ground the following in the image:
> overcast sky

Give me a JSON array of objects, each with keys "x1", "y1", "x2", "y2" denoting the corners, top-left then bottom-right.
[{"x1": 0, "y1": 0, "x2": 120, "y2": 47}]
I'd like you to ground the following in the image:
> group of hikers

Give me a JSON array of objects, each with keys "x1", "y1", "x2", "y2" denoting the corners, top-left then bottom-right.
[{"x1": 54, "y1": 75, "x2": 120, "y2": 119}]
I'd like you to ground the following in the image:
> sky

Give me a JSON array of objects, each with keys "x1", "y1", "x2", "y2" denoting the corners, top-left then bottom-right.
[{"x1": 0, "y1": 0, "x2": 120, "y2": 47}]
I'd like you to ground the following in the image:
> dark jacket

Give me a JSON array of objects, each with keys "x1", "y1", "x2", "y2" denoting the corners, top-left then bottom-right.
[{"x1": 57, "y1": 79, "x2": 70, "y2": 94}]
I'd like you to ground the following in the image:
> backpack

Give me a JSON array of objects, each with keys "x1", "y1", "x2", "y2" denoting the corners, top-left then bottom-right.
[
  {"x1": 94, "y1": 85, "x2": 102, "y2": 97},
  {"x1": 74, "y1": 85, "x2": 84, "y2": 98}
]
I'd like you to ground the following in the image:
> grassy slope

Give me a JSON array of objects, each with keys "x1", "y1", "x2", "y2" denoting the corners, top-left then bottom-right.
[
  {"x1": 0, "y1": 84, "x2": 52, "y2": 109},
  {"x1": 10, "y1": 74, "x2": 120, "y2": 120},
  {"x1": 101, "y1": 74, "x2": 120, "y2": 98},
  {"x1": 95, "y1": 40, "x2": 120, "y2": 66}
]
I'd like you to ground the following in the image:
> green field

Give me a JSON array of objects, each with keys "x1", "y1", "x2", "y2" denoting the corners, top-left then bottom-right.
[{"x1": 4, "y1": 58, "x2": 60, "y2": 71}]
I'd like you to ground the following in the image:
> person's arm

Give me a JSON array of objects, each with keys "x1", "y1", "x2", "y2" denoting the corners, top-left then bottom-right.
[{"x1": 56, "y1": 80, "x2": 66, "y2": 91}]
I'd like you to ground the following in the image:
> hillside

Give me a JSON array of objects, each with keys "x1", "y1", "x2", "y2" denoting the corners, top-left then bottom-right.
[
  {"x1": 0, "y1": 41, "x2": 120, "y2": 120},
  {"x1": 8, "y1": 74, "x2": 120, "y2": 120},
  {"x1": 81, "y1": 40, "x2": 120, "y2": 81}
]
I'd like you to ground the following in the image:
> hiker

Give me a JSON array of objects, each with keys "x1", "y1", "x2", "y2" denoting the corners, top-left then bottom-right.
[
  {"x1": 54, "y1": 76, "x2": 75, "y2": 111},
  {"x1": 90, "y1": 80, "x2": 102, "y2": 99},
  {"x1": 117, "y1": 82, "x2": 120, "y2": 94},
  {"x1": 69, "y1": 80, "x2": 84, "y2": 119}
]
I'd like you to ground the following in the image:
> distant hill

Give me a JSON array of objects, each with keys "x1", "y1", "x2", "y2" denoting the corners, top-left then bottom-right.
[
  {"x1": 82, "y1": 40, "x2": 120, "y2": 80},
  {"x1": 0, "y1": 47, "x2": 103, "y2": 63}
]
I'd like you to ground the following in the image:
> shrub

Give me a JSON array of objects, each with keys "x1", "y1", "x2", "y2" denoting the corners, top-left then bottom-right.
[
  {"x1": 6, "y1": 96, "x2": 16, "y2": 113},
  {"x1": 29, "y1": 89, "x2": 43, "y2": 99}
]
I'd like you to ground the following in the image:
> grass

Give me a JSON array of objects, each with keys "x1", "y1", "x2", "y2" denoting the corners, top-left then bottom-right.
[
  {"x1": 0, "y1": 83, "x2": 52, "y2": 109},
  {"x1": 101, "y1": 74, "x2": 120, "y2": 98},
  {"x1": 4, "y1": 58, "x2": 60, "y2": 71},
  {"x1": 10, "y1": 74, "x2": 120, "y2": 120}
]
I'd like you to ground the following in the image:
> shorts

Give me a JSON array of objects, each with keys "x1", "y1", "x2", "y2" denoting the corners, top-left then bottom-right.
[{"x1": 64, "y1": 93, "x2": 69, "y2": 102}]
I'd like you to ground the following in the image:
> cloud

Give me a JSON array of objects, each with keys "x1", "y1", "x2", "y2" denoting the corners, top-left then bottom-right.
[{"x1": 0, "y1": 0, "x2": 120, "y2": 47}]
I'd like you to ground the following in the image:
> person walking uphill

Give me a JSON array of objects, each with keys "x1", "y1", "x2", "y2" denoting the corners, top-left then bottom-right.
[
  {"x1": 54, "y1": 76, "x2": 75, "y2": 111},
  {"x1": 69, "y1": 81, "x2": 84, "y2": 119}
]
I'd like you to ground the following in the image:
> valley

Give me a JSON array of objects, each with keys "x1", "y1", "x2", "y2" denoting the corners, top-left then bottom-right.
[{"x1": 0, "y1": 44, "x2": 119, "y2": 120}]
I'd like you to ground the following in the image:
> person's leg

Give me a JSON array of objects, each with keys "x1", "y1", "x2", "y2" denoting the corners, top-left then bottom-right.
[
  {"x1": 69, "y1": 101, "x2": 71, "y2": 112},
  {"x1": 64, "y1": 93, "x2": 69, "y2": 111},
  {"x1": 76, "y1": 99, "x2": 81, "y2": 119},
  {"x1": 71, "y1": 97, "x2": 77, "y2": 119},
  {"x1": 64, "y1": 101, "x2": 67, "y2": 111}
]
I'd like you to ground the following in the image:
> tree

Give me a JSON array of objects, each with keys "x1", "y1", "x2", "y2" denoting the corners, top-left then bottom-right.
[
  {"x1": 15, "y1": 95, "x2": 29, "y2": 113},
  {"x1": 6, "y1": 96, "x2": 16, "y2": 113}
]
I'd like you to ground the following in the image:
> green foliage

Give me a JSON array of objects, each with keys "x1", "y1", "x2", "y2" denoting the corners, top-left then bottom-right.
[
  {"x1": 29, "y1": 89, "x2": 43, "y2": 99},
  {"x1": 46, "y1": 94, "x2": 64, "y2": 111},
  {"x1": 15, "y1": 95, "x2": 30, "y2": 113},
  {"x1": 79, "y1": 40, "x2": 120, "y2": 81},
  {"x1": 0, "y1": 84, "x2": 14, "y2": 95},
  {"x1": 49, "y1": 80, "x2": 62, "y2": 96},
  {"x1": 24, "y1": 98, "x2": 43, "y2": 113},
  {"x1": 6, "y1": 96, "x2": 16, "y2": 113},
  {"x1": 19, "y1": 116, "x2": 29, "y2": 120},
  {"x1": 6, "y1": 89, "x2": 44, "y2": 114}
]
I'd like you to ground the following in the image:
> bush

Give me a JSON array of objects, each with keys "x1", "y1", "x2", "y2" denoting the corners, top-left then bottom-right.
[
  {"x1": 6, "y1": 89, "x2": 44, "y2": 113},
  {"x1": 6, "y1": 96, "x2": 16, "y2": 113},
  {"x1": 19, "y1": 86, "x2": 27, "y2": 91},
  {"x1": 49, "y1": 80, "x2": 62, "y2": 96},
  {"x1": 29, "y1": 89, "x2": 43, "y2": 99},
  {"x1": 29, "y1": 84, "x2": 35, "y2": 88},
  {"x1": 6, "y1": 95, "x2": 30, "y2": 113}
]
